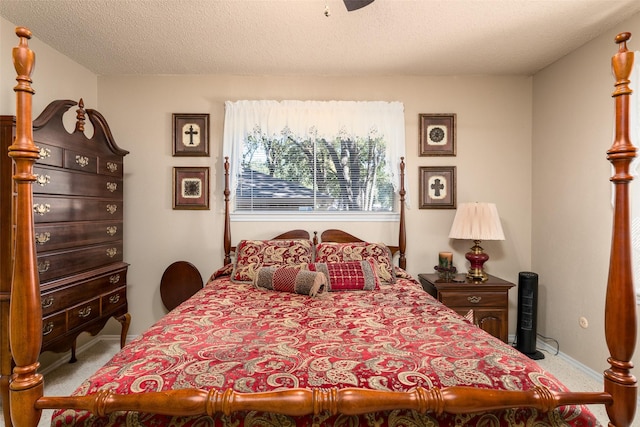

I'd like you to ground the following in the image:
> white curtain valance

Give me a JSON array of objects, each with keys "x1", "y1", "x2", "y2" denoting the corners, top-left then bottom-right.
[{"x1": 222, "y1": 100, "x2": 407, "y2": 205}]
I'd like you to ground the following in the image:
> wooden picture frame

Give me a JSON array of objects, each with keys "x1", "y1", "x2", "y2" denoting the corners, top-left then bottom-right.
[
  {"x1": 172, "y1": 113, "x2": 210, "y2": 156},
  {"x1": 419, "y1": 113, "x2": 456, "y2": 156},
  {"x1": 173, "y1": 167, "x2": 210, "y2": 210},
  {"x1": 419, "y1": 166, "x2": 456, "y2": 209}
]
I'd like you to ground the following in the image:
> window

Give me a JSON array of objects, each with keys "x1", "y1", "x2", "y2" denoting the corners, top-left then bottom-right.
[{"x1": 223, "y1": 100, "x2": 406, "y2": 219}]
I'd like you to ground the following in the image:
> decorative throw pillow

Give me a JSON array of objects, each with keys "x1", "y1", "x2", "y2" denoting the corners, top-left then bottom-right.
[
  {"x1": 254, "y1": 266, "x2": 327, "y2": 296},
  {"x1": 231, "y1": 239, "x2": 314, "y2": 283},
  {"x1": 315, "y1": 242, "x2": 396, "y2": 284},
  {"x1": 310, "y1": 260, "x2": 380, "y2": 291}
]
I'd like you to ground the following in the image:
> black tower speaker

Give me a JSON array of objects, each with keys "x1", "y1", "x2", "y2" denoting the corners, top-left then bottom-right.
[{"x1": 515, "y1": 272, "x2": 544, "y2": 360}]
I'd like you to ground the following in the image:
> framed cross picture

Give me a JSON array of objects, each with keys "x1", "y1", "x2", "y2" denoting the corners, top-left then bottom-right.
[
  {"x1": 173, "y1": 167, "x2": 210, "y2": 210},
  {"x1": 172, "y1": 113, "x2": 210, "y2": 156},
  {"x1": 419, "y1": 166, "x2": 456, "y2": 209},
  {"x1": 419, "y1": 113, "x2": 456, "y2": 156}
]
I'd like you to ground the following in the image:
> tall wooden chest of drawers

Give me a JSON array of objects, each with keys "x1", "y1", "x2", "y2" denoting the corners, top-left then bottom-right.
[{"x1": 0, "y1": 99, "x2": 130, "y2": 376}]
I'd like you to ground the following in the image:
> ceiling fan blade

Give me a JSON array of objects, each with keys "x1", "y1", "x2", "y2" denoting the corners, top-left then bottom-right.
[{"x1": 343, "y1": 0, "x2": 375, "y2": 11}]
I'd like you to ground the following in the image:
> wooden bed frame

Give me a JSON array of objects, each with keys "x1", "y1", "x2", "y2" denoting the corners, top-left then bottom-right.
[{"x1": 5, "y1": 26, "x2": 637, "y2": 427}]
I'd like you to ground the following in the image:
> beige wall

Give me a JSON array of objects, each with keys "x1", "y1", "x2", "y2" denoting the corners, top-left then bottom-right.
[
  {"x1": 95, "y1": 74, "x2": 532, "y2": 336},
  {"x1": 532, "y1": 13, "x2": 640, "y2": 372}
]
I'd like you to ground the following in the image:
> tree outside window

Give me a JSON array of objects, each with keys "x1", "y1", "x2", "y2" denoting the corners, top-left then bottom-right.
[{"x1": 223, "y1": 100, "x2": 405, "y2": 218}]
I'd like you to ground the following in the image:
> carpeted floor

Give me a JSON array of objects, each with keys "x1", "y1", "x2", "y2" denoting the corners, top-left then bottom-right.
[
  {"x1": 535, "y1": 348, "x2": 611, "y2": 425},
  {"x1": 1, "y1": 339, "x2": 636, "y2": 426}
]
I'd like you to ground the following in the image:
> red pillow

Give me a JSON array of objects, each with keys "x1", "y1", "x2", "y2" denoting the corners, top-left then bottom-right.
[
  {"x1": 310, "y1": 260, "x2": 380, "y2": 291},
  {"x1": 231, "y1": 239, "x2": 313, "y2": 283},
  {"x1": 315, "y1": 242, "x2": 396, "y2": 284}
]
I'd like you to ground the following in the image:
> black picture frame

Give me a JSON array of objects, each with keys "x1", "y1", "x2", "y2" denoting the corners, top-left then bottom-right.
[
  {"x1": 419, "y1": 113, "x2": 456, "y2": 156},
  {"x1": 419, "y1": 166, "x2": 456, "y2": 209},
  {"x1": 172, "y1": 113, "x2": 210, "y2": 157},
  {"x1": 173, "y1": 167, "x2": 210, "y2": 210}
]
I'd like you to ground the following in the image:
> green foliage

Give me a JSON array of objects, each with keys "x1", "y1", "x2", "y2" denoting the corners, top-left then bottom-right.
[{"x1": 241, "y1": 126, "x2": 394, "y2": 211}]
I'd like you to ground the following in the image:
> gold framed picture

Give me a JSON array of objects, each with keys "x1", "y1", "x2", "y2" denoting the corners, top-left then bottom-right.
[
  {"x1": 173, "y1": 167, "x2": 210, "y2": 210},
  {"x1": 419, "y1": 166, "x2": 456, "y2": 209},
  {"x1": 172, "y1": 113, "x2": 209, "y2": 156},
  {"x1": 419, "y1": 113, "x2": 456, "y2": 156}
]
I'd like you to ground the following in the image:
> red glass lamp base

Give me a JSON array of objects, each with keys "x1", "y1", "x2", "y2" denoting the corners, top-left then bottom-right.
[{"x1": 465, "y1": 240, "x2": 489, "y2": 282}]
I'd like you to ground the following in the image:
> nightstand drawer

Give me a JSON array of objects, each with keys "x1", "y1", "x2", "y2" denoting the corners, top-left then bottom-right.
[{"x1": 439, "y1": 291, "x2": 507, "y2": 308}]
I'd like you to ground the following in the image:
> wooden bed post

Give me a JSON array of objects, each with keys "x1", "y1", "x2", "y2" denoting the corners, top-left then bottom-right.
[
  {"x1": 398, "y1": 157, "x2": 406, "y2": 270},
  {"x1": 604, "y1": 32, "x2": 638, "y2": 427},
  {"x1": 223, "y1": 157, "x2": 232, "y2": 265},
  {"x1": 9, "y1": 27, "x2": 44, "y2": 427}
]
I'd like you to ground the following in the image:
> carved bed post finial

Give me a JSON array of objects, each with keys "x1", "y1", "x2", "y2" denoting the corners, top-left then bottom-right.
[
  {"x1": 9, "y1": 26, "x2": 45, "y2": 427},
  {"x1": 604, "y1": 31, "x2": 637, "y2": 427}
]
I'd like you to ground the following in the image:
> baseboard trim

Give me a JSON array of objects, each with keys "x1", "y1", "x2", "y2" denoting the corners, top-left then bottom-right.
[{"x1": 534, "y1": 339, "x2": 603, "y2": 383}]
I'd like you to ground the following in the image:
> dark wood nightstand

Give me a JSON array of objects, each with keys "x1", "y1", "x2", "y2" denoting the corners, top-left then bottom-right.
[{"x1": 418, "y1": 273, "x2": 515, "y2": 342}]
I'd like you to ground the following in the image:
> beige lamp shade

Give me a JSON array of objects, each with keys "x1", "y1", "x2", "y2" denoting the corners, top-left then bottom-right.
[{"x1": 448, "y1": 202, "x2": 505, "y2": 241}]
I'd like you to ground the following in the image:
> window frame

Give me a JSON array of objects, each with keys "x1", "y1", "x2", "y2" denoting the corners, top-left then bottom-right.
[{"x1": 223, "y1": 100, "x2": 407, "y2": 220}]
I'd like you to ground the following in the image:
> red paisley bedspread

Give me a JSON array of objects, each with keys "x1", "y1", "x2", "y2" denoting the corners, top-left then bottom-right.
[{"x1": 51, "y1": 271, "x2": 599, "y2": 426}]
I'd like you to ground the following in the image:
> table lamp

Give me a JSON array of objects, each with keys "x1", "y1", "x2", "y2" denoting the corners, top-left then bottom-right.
[{"x1": 448, "y1": 202, "x2": 505, "y2": 282}]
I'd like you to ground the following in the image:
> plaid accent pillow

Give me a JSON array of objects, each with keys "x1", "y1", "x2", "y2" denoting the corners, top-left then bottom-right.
[
  {"x1": 254, "y1": 266, "x2": 327, "y2": 296},
  {"x1": 315, "y1": 242, "x2": 396, "y2": 284},
  {"x1": 310, "y1": 260, "x2": 380, "y2": 291}
]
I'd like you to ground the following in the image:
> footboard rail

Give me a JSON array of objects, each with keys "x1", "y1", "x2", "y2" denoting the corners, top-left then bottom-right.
[{"x1": 37, "y1": 386, "x2": 611, "y2": 418}]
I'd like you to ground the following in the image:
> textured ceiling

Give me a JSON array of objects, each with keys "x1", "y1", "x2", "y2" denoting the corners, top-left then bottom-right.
[{"x1": 1, "y1": 0, "x2": 639, "y2": 76}]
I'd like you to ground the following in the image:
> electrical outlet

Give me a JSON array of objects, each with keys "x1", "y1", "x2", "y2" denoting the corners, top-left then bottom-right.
[{"x1": 579, "y1": 316, "x2": 589, "y2": 329}]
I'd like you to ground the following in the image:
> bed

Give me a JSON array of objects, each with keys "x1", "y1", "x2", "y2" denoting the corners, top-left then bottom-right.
[{"x1": 5, "y1": 26, "x2": 637, "y2": 427}]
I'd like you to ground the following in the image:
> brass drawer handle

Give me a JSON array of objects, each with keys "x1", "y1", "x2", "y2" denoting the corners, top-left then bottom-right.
[
  {"x1": 106, "y1": 162, "x2": 118, "y2": 173},
  {"x1": 109, "y1": 274, "x2": 121, "y2": 284},
  {"x1": 42, "y1": 322, "x2": 54, "y2": 336},
  {"x1": 41, "y1": 295, "x2": 54, "y2": 308},
  {"x1": 467, "y1": 296, "x2": 482, "y2": 304},
  {"x1": 35, "y1": 232, "x2": 51, "y2": 245},
  {"x1": 106, "y1": 226, "x2": 118, "y2": 236},
  {"x1": 33, "y1": 203, "x2": 51, "y2": 216},
  {"x1": 38, "y1": 146, "x2": 51, "y2": 159},
  {"x1": 106, "y1": 204, "x2": 118, "y2": 214},
  {"x1": 35, "y1": 174, "x2": 51, "y2": 186},
  {"x1": 75, "y1": 155, "x2": 89, "y2": 167},
  {"x1": 106, "y1": 248, "x2": 118, "y2": 258},
  {"x1": 109, "y1": 294, "x2": 121, "y2": 304},
  {"x1": 78, "y1": 306, "x2": 92, "y2": 318},
  {"x1": 106, "y1": 182, "x2": 117, "y2": 192},
  {"x1": 37, "y1": 260, "x2": 50, "y2": 273}
]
